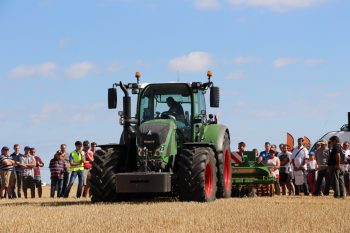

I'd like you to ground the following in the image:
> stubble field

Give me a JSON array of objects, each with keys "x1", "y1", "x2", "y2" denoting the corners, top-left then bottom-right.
[{"x1": 0, "y1": 186, "x2": 349, "y2": 233}]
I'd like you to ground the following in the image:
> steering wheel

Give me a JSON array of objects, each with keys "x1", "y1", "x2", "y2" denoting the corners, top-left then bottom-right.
[{"x1": 161, "y1": 111, "x2": 176, "y2": 120}]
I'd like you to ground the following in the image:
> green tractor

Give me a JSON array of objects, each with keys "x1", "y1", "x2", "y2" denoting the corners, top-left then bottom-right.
[{"x1": 90, "y1": 71, "x2": 232, "y2": 202}]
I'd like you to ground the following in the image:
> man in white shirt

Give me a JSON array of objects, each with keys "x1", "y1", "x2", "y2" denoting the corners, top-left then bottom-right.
[
  {"x1": 291, "y1": 137, "x2": 310, "y2": 196},
  {"x1": 342, "y1": 141, "x2": 350, "y2": 195}
]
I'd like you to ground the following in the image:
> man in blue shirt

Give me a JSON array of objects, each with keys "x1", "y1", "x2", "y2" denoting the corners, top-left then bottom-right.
[
  {"x1": 259, "y1": 142, "x2": 271, "y2": 162},
  {"x1": 11, "y1": 144, "x2": 24, "y2": 198}
]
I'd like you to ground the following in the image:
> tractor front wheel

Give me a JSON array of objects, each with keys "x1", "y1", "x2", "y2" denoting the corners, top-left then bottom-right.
[
  {"x1": 90, "y1": 148, "x2": 125, "y2": 202},
  {"x1": 177, "y1": 147, "x2": 217, "y2": 202}
]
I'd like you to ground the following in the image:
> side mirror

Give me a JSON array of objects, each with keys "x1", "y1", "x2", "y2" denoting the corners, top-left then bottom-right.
[
  {"x1": 210, "y1": 86, "x2": 220, "y2": 108},
  {"x1": 108, "y1": 88, "x2": 117, "y2": 109}
]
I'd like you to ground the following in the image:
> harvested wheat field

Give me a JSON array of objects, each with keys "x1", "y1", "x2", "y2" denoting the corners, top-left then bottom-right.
[{"x1": 0, "y1": 187, "x2": 348, "y2": 233}]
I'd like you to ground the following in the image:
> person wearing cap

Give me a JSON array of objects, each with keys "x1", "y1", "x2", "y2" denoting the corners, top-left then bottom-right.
[
  {"x1": 291, "y1": 138, "x2": 310, "y2": 196},
  {"x1": 11, "y1": 144, "x2": 23, "y2": 198},
  {"x1": 82, "y1": 140, "x2": 94, "y2": 198},
  {"x1": 64, "y1": 141, "x2": 86, "y2": 198},
  {"x1": 30, "y1": 147, "x2": 44, "y2": 198},
  {"x1": 258, "y1": 142, "x2": 271, "y2": 163},
  {"x1": 19, "y1": 146, "x2": 36, "y2": 198},
  {"x1": 0, "y1": 146, "x2": 17, "y2": 198},
  {"x1": 315, "y1": 139, "x2": 330, "y2": 196},
  {"x1": 266, "y1": 148, "x2": 281, "y2": 194}
]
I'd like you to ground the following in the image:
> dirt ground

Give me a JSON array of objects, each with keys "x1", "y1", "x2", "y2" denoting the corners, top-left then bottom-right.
[{"x1": 0, "y1": 186, "x2": 349, "y2": 233}]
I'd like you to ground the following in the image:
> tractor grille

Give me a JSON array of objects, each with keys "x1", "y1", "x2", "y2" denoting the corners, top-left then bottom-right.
[{"x1": 137, "y1": 123, "x2": 170, "y2": 151}]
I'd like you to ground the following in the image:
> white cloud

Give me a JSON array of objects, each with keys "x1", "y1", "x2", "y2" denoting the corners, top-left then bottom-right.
[
  {"x1": 65, "y1": 61, "x2": 95, "y2": 79},
  {"x1": 274, "y1": 57, "x2": 299, "y2": 68},
  {"x1": 227, "y1": 0, "x2": 327, "y2": 11},
  {"x1": 8, "y1": 62, "x2": 57, "y2": 79},
  {"x1": 274, "y1": 57, "x2": 325, "y2": 68},
  {"x1": 107, "y1": 61, "x2": 123, "y2": 74},
  {"x1": 30, "y1": 102, "x2": 103, "y2": 125},
  {"x1": 253, "y1": 110, "x2": 287, "y2": 118},
  {"x1": 168, "y1": 51, "x2": 212, "y2": 72},
  {"x1": 59, "y1": 37, "x2": 71, "y2": 47},
  {"x1": 194, "y1": 0, "x2": 221, "y2": 9},
  {"x1": 225, "y1": 71, "x2": 247, "y2": 80},
  {"x1": 233, "y1": 56, "x2": 259, "y2": 65}
]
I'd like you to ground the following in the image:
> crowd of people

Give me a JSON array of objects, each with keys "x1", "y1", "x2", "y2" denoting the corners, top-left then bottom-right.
[
  {"x1": 0, "y1": 140, "x2": 96, "y2": 199},
  {"x1": 236, "y1": 136, "x2": 350, "y2": 198},
  {"x1": 1, "y1": 135, "x2": 349, "y2": 200}
]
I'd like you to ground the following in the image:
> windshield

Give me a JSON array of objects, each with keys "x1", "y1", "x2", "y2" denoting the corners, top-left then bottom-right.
[
  {"x1": 310, "y1": 131, "x2": 350, "y2": 153},
  {"x1": 139, "y1": 84, "x2": 192, "y2": 125}
]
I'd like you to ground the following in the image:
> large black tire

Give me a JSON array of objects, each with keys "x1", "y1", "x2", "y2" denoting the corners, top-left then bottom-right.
[
  {"x1": 90, "y1": 148, "x2": 126, "y2": 202},
  {"x1": 177, "y1": 147, "x2": 217, "y2": 202},
  {"x1": 216, "y1": 132, "x2": 232, "y2": 198}
]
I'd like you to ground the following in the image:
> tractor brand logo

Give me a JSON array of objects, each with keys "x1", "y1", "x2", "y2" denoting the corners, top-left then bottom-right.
[{"x1": 147, "y1": 130, "x2": 152, "y2": 135}]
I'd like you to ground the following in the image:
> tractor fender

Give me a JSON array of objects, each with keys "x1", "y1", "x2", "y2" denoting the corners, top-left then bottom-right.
[{"x1": 201, "y1": 124, "x2": 230, "y2": 153}]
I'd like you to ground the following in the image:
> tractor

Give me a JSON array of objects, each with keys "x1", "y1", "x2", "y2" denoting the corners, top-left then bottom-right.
[{"x1": 90, "y1": 71, "x2": 232, "y2": 202}]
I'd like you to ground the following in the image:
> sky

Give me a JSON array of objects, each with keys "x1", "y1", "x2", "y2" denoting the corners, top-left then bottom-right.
[{"x1": 1, "y1": 0, "x2": 349, "y2": 182}]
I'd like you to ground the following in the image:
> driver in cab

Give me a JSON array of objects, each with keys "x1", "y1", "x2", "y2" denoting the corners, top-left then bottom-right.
[{"x1": 165, "y1": 97, "x2": 185, "y2": 121}]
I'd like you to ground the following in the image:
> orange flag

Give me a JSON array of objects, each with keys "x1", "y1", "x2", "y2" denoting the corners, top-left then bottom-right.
[{"x1": 287, "y1": 133, "x2": 294, "y2": 152}]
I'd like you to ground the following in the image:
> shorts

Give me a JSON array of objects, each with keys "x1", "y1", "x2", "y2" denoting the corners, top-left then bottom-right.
[
  {"x1": 83, "y1": 169, "x2": 91, "y2": 186},
  {"x1": 34, "y1": 177, "x2": 42, "y2": 188},
  {"x1": 0, "y1": 170, "x2": 15, "y2": 188},
  {"x1": 22, "y1": 176, "x2": 35, "y2": 190},
  {"x1": 279, "y1": 173, "x2": 291, "y2": 185}
]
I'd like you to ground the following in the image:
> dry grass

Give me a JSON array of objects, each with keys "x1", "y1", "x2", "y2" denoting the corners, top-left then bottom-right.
[{"x1": 0, "y1": 187, "x2": 349, "y2": 233}]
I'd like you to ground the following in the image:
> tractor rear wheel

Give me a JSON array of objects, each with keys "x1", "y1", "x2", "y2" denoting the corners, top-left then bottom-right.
[
  {"x1": 90, "y1": 147, "x2": 126, "y2": 202},
  {"x1": 216, "y1": 132, "x2": 232, "y2": 198},
  {"x1": 177, "y1": 147, "x2": 217, "y2": 202}
]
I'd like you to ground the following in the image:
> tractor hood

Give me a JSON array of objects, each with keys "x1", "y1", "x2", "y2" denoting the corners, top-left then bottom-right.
[{"x1": 137, "y1": 119, "x2": 177, "y2": 165}]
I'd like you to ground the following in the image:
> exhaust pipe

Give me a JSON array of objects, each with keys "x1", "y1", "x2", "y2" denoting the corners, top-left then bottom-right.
[{"x1": 348, "y1": 112, "x2": 350, "y2": 130}]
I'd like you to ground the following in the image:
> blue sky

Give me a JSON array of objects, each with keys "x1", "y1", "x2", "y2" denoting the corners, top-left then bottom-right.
[{"x1": 1, "y1": 0, "x2": 349, "y2": 182}]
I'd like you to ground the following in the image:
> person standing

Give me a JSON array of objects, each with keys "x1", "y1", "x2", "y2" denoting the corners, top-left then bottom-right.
[
  {"x1": 258, "y1": 142, "x2": 271, "y2": 162},
  {"x1": 328, "y1": 136, "x2": 344, "y2": 198},
  {"x1": 0, "y1": 146, "x2": 16, "y2": 198},
  {"x1": 315, "y1": 139, "x2": 330, "y2": 196},
  {"x1": 91, "y1": 142, "x2": 97, "y2": 154},
  {"x1": 291, "y1": 138, "x2": 310, "y2": 196},
  {"x1": 307, "y1": 153, "x2": 317, "y2": 195},
  {"x1": 60, "y1": 144, "x2": 70, "y2": 196},
  {"x1": 82, "y1": 140, "x2": 94, "y2": 198},
  {"x1": 30, "y1": 147, "x2": 44, "y2": 198},
  {"x1": 64, "y1": 141, "x2": 85, "y2": 198},
  {"x1": 19, "y1": 146, "x2": 36, "y2": 198},
  {"x1": 11, "y1": 144, "x2": 23, "y2": 198},
  {"x1": 279, "y1": 144, "x2": 295, "y2": 195},
  {"x1": 49, "y1": 151, "x2": 66, "y2": 198},
  {"x1": 266, "y1": 148, "x2": 281, "y2": 194},
  {"x1": 341, "y1": 141, "x2": 350, "y2": 195}
]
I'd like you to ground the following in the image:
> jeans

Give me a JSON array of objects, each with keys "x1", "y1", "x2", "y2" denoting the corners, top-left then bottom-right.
[
  {"x1": 329, "y1": 166, "x2": 345, "y2": 198},
  {"x1": 62, "y1": 172, "x2": 70, "y2": 196},
  {"x1": 315, "y1": 169, "x2": 330, "y2": 195},
  {"x1": 64, "y1": 170, "x2": 83, "y2": 198},
  {"x1": 50, "y1": 177, "x2": 63, "y2": 198},
  {"x1": 15, "y1": 171, "x2": 22, "y2": 198}
]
